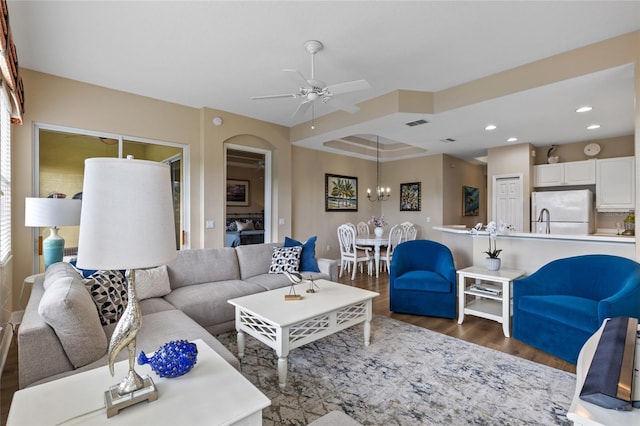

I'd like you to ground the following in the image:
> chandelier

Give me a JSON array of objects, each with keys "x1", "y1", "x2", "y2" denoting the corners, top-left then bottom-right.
[{"x1": 367, "y1": 136, "x2": 390, "y2": 202}]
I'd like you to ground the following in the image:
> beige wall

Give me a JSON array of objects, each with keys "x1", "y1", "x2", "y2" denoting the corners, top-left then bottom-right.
[
  {"x1": 11, "y1": 70, "x2": 292, "y2": 310},
  {"x1": 487, "y1": 143, "x2": 534, "y2": 228},
  {"x1": 533, "y1": 135, "x2": 634, "y2": 164},
  {"x1": 442, "y1": 155, "x2": 487, "y2": 228},
  {"x1": 291, "y1": 146, "x2": 378, "y2": 259}
]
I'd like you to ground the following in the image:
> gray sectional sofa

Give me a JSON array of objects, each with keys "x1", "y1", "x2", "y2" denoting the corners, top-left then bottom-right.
[{"x1": 18, "y1": 242, "x2": 338, "y2": 389}]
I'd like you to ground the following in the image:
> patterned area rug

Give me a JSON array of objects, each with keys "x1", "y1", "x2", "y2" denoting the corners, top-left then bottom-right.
[{"x1": 217, "y1": 315, "x2": 575, "y2": 426}]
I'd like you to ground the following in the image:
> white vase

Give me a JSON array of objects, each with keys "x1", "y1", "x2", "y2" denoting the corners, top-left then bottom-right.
[
  {"x1": 374, "y1": 227, "x2": 384, "y2": 237},
  {"x1": 486, "y1": 257, "x2": 501, "y2": 271}
]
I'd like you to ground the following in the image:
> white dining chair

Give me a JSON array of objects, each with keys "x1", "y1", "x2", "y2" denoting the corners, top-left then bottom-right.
[
  {"x1": 356, "y1": 221, "x2": 370, "y2": 236},
  {"x1": 337, "y1": 223, "x2": 371, "y2": 280},
  {"x1": 400, "y1": 221, "x2": 417, "y2": 242},
  {"x1": 380, "y1": 224, "x2": 403, "y2": 273}
]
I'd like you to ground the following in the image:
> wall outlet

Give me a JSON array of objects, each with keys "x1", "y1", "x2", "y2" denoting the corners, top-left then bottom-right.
[
  {"x1": 278, "y1": 218, "x2": 285, "y2": 225},
  {"x1": 426, "y1": 217, "x2": 431, "y2": 223},
  {"x1": 205, "y1": 220, "x2": 214, "y2": 229},
  {"x1": 326, "y1": 244, "x2": 330, "y2": 252}
]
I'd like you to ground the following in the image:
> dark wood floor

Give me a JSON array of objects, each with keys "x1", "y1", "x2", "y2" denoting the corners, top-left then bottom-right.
[{"x1": 0, "y1": 270, "x2": 575, "y2": 425}]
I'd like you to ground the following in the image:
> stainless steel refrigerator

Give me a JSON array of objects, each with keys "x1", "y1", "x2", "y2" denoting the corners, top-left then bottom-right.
[{"x1": 531, "y1": 189, "x2": 594, "y2": 235}]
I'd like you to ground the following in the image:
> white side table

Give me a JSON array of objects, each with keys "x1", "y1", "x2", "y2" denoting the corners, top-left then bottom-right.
[
  {"x1": 457, "y1": 266, "x2": 525, "y2": 337},
  {"x1": 7, "y1": 339, "x2": 270, "y2": 425}
]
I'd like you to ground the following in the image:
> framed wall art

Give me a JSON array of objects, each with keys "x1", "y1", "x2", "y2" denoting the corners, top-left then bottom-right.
[
  {"x1": 400, "y1": 182, "x2": 421, "y2": 211},
  {"x1": 227, "y1": 179, "x2": 250, "y2": 206},
  {"x1": 462, "y1": 185, "x2": 479, "y2": 216},
  {"x1": 325, "y1": 173, "x2": 358, "y2": 211}
]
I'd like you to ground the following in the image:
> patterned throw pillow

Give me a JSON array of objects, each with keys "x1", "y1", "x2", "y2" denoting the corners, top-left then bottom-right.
[
  {"x1": 268, "y1": 246, "x2": 302, "y2": 274},
  {"x1": 83, "y1": 270, "x2": 128, "y2": 326}
]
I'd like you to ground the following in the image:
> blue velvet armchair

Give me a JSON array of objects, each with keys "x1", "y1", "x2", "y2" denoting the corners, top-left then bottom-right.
[
  {"x1": 513, "y1": 254, "x2": 640, "y2": 364},
  {"x1": 389, "y1": 240, "x2": 457, "y2": 319}
]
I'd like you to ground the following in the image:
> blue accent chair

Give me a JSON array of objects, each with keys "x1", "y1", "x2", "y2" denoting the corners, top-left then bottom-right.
[
  {"x1": 513, "y1": 254, "x2": 640, "y2": 364},
  {"x1": 389, "y1": 240, "x2": 457, "y2": 319}
]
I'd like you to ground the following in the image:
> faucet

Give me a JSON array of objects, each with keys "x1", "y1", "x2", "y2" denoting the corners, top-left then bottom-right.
[{"x1": 537, "y1": 208, "x2": 550, "y2": 234}]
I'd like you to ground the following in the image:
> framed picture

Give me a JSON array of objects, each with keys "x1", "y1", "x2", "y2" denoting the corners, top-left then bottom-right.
[
  {"x1": 227, "y1": 179, "x2": 250, "y2": 206},
  {"x1": 400, "y1": 182, "x2": 421, "y2": 211},
  {"x1": 325, "y1": 173, "x2": 358, "y2": 211},
  {"x1": 462, "y1": 185, "x2": 479, "y2": 216}
]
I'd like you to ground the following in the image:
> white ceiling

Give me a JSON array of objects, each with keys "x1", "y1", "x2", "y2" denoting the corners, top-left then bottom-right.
[{"x1": 8, "y1": 1, "x2": 640, "y2": 161}]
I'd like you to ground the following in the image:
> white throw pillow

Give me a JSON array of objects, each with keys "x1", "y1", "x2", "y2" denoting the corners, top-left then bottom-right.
[
  {"x1": 135, "y1": 265, "x2": 172, "y2": 300},
  {"x1": 236, "y1": 220, "x2": 255, "y2": 231},
  {"x1": 38, "y1": 275, "x2": 108, "y2": 368}
]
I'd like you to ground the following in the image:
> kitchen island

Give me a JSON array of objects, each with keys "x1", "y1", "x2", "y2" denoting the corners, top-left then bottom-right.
[{"x1": 433, "y1": 226, "x2": 635, "y2": 275}]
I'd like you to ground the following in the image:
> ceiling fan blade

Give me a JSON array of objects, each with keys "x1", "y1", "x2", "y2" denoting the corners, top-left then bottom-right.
[
  {"x1": 292, "y1": 100, "x2": 312, "y2": 118},
  {"x1": 326, "y1": 79, "x2": 371, "y2": 95},
  {"x1": 250, "y1": 93, "x2": 300, "y2": 100},
  {"x1": 323, "y1": 97, "x2": 360, "y2": 113},
  {"x1": 283, "y1": 69, "x2": 310, "y2": 86}
]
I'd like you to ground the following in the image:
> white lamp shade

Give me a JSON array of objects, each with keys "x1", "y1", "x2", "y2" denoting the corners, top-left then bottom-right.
[
  {"x1": 24, "y1": 198, "x2": 82, "y2": 227},
  {"x1": 76, "y1": 157, "x2": 177, "y2": 270}
]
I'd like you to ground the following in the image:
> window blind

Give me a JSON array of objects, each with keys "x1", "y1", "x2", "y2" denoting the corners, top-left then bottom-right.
[{"x1": 0, "y1": 86, "x2": 10, "y2": 263}]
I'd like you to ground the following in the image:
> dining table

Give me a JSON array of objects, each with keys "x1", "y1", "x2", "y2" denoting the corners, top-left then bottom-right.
[{"x1": 355, "y1": 233, "x2": 388, "y2": 278}]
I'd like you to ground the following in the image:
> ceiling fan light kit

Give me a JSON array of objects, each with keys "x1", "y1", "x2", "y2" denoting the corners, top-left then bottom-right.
[{"x1": 251, "y1": 40, "x2": 371, "y2": 125}]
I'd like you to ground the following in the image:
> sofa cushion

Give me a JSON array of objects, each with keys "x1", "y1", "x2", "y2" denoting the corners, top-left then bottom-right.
[
  {"x1": 236, "y1": 243, "x2": 281, "y2": 279},
  {"x1": 135, "y1": 265, "x2": 171, "y2": 300},
  {"x1": 164, "y1": 279, "x2": 266, "y2": 329},
  {"x1": 392, "y1": 271, "x2": 452, "y2": 293},
  {"x1": 268, "y1": 246, "x2": 302, "y2": 274},
  {"x1": 167, "y1": 248, "x2": 240, "y2": 289},
  {"x1": 82, "y1": 270, "x2": 128, "y2": 326},
  {"x1": 38, "y1": 275, "x2": 108, "y2": 368},
  {"x1": 517, "y1": 295, "x2": 599, "y2": 333},
  {"x1": 284, "y1": 236, "x2": 320, "y2": 273},
  {"x1": 43, "y1": 262, "x2": 81, "y2": 290}
]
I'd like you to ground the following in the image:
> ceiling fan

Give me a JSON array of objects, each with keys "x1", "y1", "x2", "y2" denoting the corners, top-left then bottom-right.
[{"x1": 251, "y1": 40, "x2": 371, "y2": 119}]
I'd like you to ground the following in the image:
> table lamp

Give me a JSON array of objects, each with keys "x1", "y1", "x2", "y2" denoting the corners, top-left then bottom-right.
[
  {"x1": 24, "y1": 197, "x2": 82, "y2": 269},
  {"x1": 76, "y1": 156, "x2": 177, "y2": 417}
]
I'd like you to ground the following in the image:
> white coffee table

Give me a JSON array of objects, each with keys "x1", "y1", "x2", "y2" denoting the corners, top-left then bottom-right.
[
  {"x1": 7, "y1": 339, "x2": 270, "y2": 425},
  {"x1": 228, "y1": 279, "x2": 379, "y2": 388}
]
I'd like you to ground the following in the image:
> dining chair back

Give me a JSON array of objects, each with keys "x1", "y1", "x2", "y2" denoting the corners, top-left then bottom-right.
[
  {"x1": 337, "y1": 224, "x2": 371, "y2": 280},
  {"x1": 356, "y1": 221, "x2": 369, "y2": 236},
  {"x1": 380, "y1": 224, "x2": 403, "y2": 273},
  {"x1": 400, "y1": 221, "x2": 417, "y2": 242}
]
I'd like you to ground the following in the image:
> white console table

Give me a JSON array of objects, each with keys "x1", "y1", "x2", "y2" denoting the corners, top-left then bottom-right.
[
  {"x1": 7, "y1": 339, "x2": 270, "y2": 425},
  {"x1": 457, "y1": 266, "x2": 525, "y2": 337},
  {"x1": 567, "y1": 320, "x2": 640, "y2": 425}
]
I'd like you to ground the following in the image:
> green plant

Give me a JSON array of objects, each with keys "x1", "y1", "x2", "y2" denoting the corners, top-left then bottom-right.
[{"x1": 483, "y1": 221, "x2": 502, "y2": 258}]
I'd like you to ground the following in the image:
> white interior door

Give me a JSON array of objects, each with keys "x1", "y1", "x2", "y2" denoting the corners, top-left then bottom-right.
[{"x1": 493, "y1": 175, "x2": 523, "y2": 231}]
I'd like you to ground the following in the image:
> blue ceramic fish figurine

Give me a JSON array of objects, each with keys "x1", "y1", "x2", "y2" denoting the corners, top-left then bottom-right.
[{"x1": 138, "y1": 340, "x2": 198, "y2": 378}]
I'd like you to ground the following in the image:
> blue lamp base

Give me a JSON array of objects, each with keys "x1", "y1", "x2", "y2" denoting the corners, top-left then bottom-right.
[{"x1": 43, "y1": 227, "x2": 65, "y2": 270}]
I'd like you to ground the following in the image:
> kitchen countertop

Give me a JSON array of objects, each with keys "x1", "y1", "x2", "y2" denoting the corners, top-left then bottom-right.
[{"x1": 433, "y1": 225, "x2": 635, "y2": 244}]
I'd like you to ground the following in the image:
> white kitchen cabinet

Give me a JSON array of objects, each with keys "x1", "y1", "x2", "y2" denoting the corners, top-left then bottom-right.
[
  {"x1": 596, "y1": 156, "x2": 635, "y2": 211},
  {"x1": 534, "y1": 159, "x2": 596, "y2": 187}
]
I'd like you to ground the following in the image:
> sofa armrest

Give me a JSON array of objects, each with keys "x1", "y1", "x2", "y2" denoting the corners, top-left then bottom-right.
[
  {"x1": 18, "y1": 280, "x2": 74, "y2": 388},
  {"x1": 598, "y1": 275, "x2": 640, "y2": 320},
  {"x1": 317, "y1": 257, "x2": 338, "y2": 282}
]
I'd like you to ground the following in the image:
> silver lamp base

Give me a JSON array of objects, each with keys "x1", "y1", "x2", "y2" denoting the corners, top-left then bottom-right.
[{"x1": 105, "y1": 375, "x2": 158, "y2": 418}]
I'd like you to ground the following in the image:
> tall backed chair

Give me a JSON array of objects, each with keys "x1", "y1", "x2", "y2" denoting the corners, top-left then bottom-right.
[
  {"x1": 356, "y1": 221, "x2": 369, "y2": 236},
  {"x1": 337, "y1": 224, "x2": 371, "y2": 280},
  {"x1": 380, "y1": 224, "x2": 403, "y2": 273},
  {"x1": 400, "y1": 222, "x2": 417, "y2": 242},
  {"x1": 513, "y1": 254, "x2": 640, "y2": 364},
  {"x1": 389, "y1": 240, "x2": 457, "y2": 318}
]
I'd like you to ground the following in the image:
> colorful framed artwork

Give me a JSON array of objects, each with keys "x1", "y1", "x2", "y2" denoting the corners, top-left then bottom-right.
[
  {"x1": 226, "y1": 179, "x2": 250, "y2": 206},
  {"x1": 325, "y1": 173, "x2": 358, "y2": 211},
  {"x1": 462, "y1": 185, "x2": 479, "y2": 216},
  {"x1": 400, "y1": 182, "x2": 421, "y2": 211}
]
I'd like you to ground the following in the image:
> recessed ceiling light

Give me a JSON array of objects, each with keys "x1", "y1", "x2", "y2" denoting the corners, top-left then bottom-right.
[
  {"x1": 485, "y1": 124, "x2": 497, "y2": 131},
  {"x1": 507, "y1": 137, "x2": 518, "y2": 142},
  {"x1": 576, "y1": 106, "x2": 593, "y2": 113},
  {"x1": 587, "y1": 124, "x2": 601, "y2": 130}
]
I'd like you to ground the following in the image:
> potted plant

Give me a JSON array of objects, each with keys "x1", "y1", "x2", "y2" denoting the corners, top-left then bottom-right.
[
  {"x1": 368, "y1": 215, "x2": 387, "y2": 237},
  {"x1": 470, "y1": 221, "x2": 503, "y2": 271}
]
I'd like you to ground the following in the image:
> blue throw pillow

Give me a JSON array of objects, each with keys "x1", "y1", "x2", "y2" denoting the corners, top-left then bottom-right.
[{"x1": 284, "y1": 236, "x2": 320, "y2": 273}]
